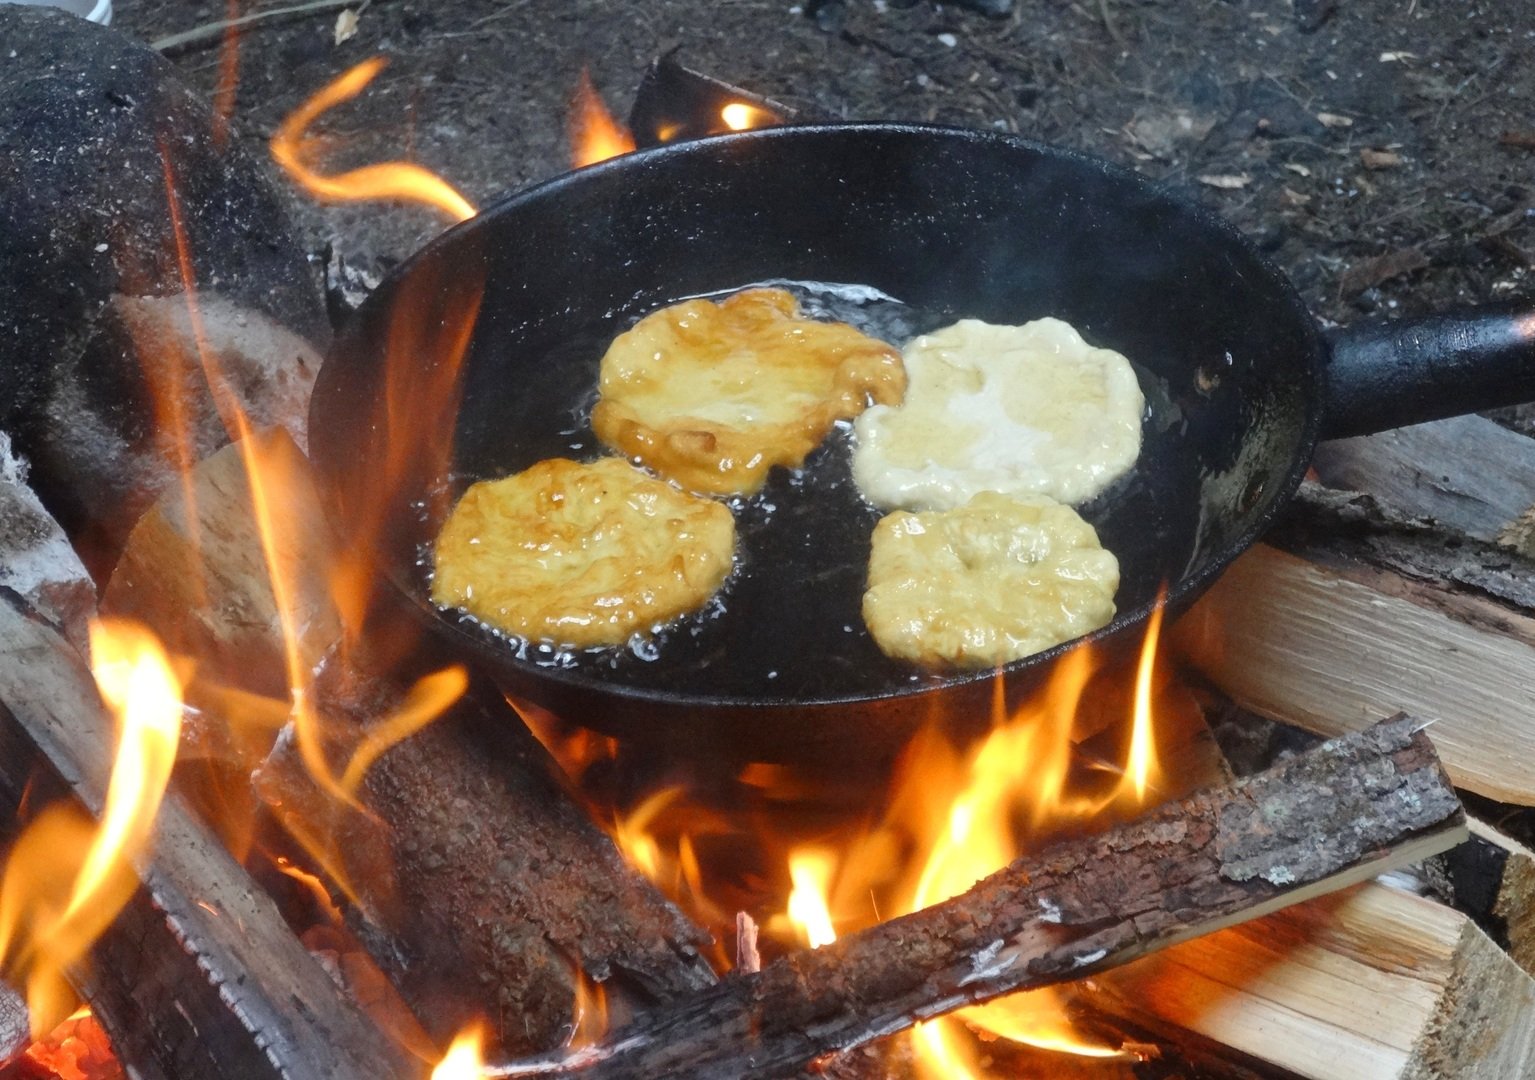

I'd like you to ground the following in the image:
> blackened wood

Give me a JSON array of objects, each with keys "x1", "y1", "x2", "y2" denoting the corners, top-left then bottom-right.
[
  {"x1": 0, "y1": 6, "x2": 325, "y2": 578},
  {"x1": 0, "y1": 593, "x2": 408, "y2": 1080},
  {"x1": 1447, "y1": 818, "x2": 1535, "y2": 978},
  {"x1": 493, "y1": 716, "x2": 1464, "y2": 1080},
  {"x1": 254, "y1": 661, "x2": 718, "y2": 1059}
]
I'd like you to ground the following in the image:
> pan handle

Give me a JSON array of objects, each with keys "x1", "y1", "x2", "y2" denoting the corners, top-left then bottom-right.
[{"x1": 1321, "y1": 301, "x2": 1535, "y2": 439}]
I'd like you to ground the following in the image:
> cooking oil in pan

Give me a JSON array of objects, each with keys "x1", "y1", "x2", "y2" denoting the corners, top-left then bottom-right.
[{"x1": 422, "y1": 279, "x2": 1170, "y2": 704}]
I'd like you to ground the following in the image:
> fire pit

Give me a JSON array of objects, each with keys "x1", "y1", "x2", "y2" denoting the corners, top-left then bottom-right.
[{"x1": 3, "y1": 2, "x2": 1535, "y2": 1078}]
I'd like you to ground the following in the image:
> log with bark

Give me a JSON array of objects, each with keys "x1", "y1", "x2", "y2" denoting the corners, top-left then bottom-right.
[
  {"x1": 488, "y1": 715, "x2": 1465, "y2": 1080},
  {"x1": 252, "y1": 658, "x2": 719, "y2": 1059}
]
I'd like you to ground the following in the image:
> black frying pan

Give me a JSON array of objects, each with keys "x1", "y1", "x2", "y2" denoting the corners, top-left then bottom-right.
[{"x1": 309, "y1": 124, "x2": 1535, "y2": 760}]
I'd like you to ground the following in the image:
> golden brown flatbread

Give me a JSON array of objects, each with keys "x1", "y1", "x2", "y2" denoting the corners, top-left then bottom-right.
[
  {"x1": 863, "y1": 492, "x2": 1118, "y2": 669},
  {"x1": 431, "y1": 457, "x2": 736, "y2": 648},
  {"x1": 592, "y1": 288, "x2": 905, "y2": 496}
]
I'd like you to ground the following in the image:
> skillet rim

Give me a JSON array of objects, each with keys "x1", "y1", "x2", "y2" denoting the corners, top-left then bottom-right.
[{"x1": 315, "y1": 120, "x2": 1327, "y2": 714}]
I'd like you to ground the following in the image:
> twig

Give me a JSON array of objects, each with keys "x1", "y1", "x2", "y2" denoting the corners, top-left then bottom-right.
[{"x1": 151, "y1": 0, "x2": 366, "y2": 52}]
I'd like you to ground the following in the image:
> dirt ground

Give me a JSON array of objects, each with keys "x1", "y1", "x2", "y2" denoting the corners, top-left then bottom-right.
[{"x1": 112, "y1": 0, "x2": 1535, "y2": 328}]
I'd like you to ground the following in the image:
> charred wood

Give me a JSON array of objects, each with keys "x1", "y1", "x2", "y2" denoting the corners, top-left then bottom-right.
[
  {"x1": 253, "y1": 658, "x2": 718, "y2": 1059},
  {"x1": 0, "y1": 435, "x2": 95, "y2": 656},
  {"x1": 0, "y1": 592, "x2": 407, "y2": 1080},
  {"x1": 493, "y1": 716, "x2": 1464, "y2": 1080}
]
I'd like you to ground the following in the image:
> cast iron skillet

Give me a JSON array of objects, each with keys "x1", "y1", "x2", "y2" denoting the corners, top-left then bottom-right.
[{"x1": 310, "y1": 124, "x2": 1535, "y2": 761}]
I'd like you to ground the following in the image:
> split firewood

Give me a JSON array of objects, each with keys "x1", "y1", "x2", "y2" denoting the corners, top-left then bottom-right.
[
  {"x1": 0, "y1": 593, "x2": 406, "y2": 1080},
  {"x1": 1310, "y1": 413, "x2": 1535, "y2": 547},
  {"x1": 253, "y1": 655, "x2": 718, "y2": 1059},
  {"x1": 490, "y1": 716, "x2": 1464, "y2": 1080},
  {"x1": 1448, "y1": 817, "x2": 1535, "y2": 978},
  {"x1": 1176, "y1": 484, "x2": 1535, "y2": 806},
  {"x1": 102, "y1": 430, "x2": 340, "y2": 717},
  {"x1": 1079, "y1": 878, "x2": 1535, "y2": 1080}
]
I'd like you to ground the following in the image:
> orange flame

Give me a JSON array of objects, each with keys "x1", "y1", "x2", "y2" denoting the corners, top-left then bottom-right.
[
  {"x1": 719, "y1": 102, "x2": 775, "y2": 132},
  {"x1": 431, "y1": 1024, "x2": 485, "y2": 1080},
  {"x1": 569, "y1": 972, "x2": 610, "y2": 1048},
  {"x1": 569, "y1": 69, "x2": 636, "y2": 168},
  {"x1": 0, "y1": 620, "x2": 183, "y2": 1035},
  {"x1": 271, "y1": 58, "x2": 477, "y2": 221},
  {"x1": 784, "y1": 848, "x2": 838, "y2": 949}
]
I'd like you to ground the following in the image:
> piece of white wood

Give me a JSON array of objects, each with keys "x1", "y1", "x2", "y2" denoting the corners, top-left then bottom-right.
[
  {"x1": 1175, "y1": 543, "x2": 1535, "y2": 805},
  {"x1": 1082, "y1": 880, "x2": 1535, "y2": 1080}
]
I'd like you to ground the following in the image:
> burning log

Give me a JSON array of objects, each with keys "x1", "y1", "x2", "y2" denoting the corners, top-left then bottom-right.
[
  {"x1": 0, "y1": 594, "x2": 406, "y2": 1079},
  {"x1": 254, "y1": 659, "x2": 719, "y2": 1058},
  {"x1": 1080, "y1": 879, "x2": 1535, "y2": 1079},
  {"x1": 497, "y1": 715, "x2": 1464, "y2": 1079},
  {"x1": 0, "y1": 6, "x2": 326, "y2": 579}
]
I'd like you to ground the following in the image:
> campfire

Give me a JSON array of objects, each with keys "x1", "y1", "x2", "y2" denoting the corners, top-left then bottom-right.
[{"x1": 2, "y1": 6, "x2": 1534, "y2": 1080}]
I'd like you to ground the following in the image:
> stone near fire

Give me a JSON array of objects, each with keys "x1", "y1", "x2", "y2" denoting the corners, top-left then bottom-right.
[{"x1": 0, "y1": 6, "x2": 327, "y2": 580}]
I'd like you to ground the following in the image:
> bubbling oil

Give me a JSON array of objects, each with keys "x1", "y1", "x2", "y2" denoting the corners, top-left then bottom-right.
[{"x1": 420, "y1": 280, "x2": 1165, "y2": 703}]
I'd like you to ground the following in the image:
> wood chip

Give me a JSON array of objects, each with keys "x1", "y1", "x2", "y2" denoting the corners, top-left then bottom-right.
[
  {"x1": 334, "y1": 7, "x2": 360, "y2": 45},
  {"x1": 1197, "y1": 173, "x2": 1253, "y2": 190},
  {"x1": 1283, "y1": 162, "x2": 1312, "y2": 177},
  {"x1": 1379, "y1": 51, "x2": 1419, "y2": 62},
  {"x1": 1501, "y1": 131, "x2": 1535, "y2": 150},
  {"x1": 1338, "y1": 246, "x2": 1428, "y2": 297},
  {"x1": 1360, "y1": 148, "x2": 1405, "y2": 169},
  {"x1": 1317, "y1": 112, "x2": 1354, "y2": 128},
  {"x1": 1281, "y1": 187, "x2": 1311, "y2": 207}
]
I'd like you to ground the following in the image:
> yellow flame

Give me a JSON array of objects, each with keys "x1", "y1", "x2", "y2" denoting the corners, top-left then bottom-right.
[
  {"x1": 0, "y1": 619, "x2": 183, "y2": 1035},
  {"x1": 569, "y1": 972, "x2": 610, "y2": 1048},
  {"x1": 785, "y1": 848, "x2": 838, "y2": 949},
  {"x1": 339, "y1": 665, "x2": 468, "y2": 796},
  {"x1": 431, "y1": 1024, "x2": 485, "y2": 1080},
  {"x1": 1125, "y1": 596, "x2": 1167, "y2": 804},
  {"x1": 569, "y1": 68, "x2": 636, "y2": 168},
  {"x1": 271, "y1": 57, "x2": 477, "y2": 221}
]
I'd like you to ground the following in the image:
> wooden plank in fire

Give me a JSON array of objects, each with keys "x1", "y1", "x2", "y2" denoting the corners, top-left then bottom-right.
[
  {"x1": 488, "y1": 715, "x2": 1466, "y2": 1080},
  {"x1": 0, "y1": 591, "x2": 409, "y2": 1080}
]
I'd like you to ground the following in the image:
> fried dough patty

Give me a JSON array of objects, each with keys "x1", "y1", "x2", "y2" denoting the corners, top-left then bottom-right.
[
  {"x1": 853, "y1": 318, "x2": 1144, "y2": 511},
  {"x1": 862, "y1": 492, "x2": 1118, "y2": 669},
  {"x1": 431, "y1": 457, "x2": 736, "y2": 648},
  {"x1": 592, "y1": 288, "x2": 906, "y2": 496}
]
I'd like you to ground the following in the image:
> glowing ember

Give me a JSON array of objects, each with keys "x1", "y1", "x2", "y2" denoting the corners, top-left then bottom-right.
[
  {"x1": 0, "y1": 620, "x2": 182, "y2": 1036},
  {"x1": 432, "y1": 1024, "x2": 486, "y2": 1080},
  {"x1": 569, "y1": 68, "x2": 636, "y2": 167},
  {"x1": 21, "y1": 1007, "x2": 123, "y2": 1080},
  {"x1": 271, "y1": 58, "x2": 477, "y2": 221},
  {"x1": 719, "y1": 101, "x2": 774, "y2": 131}
]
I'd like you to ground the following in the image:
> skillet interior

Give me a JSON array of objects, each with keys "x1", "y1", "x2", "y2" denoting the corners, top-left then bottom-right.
[{"x1": 310, "y1": 124, "x2": 1323, "y2": 756}]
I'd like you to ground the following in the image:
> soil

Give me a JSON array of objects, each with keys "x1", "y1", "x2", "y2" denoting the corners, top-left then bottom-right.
[{"x1": 111, "y1": 0, "x2": 1535, "y2": 327}]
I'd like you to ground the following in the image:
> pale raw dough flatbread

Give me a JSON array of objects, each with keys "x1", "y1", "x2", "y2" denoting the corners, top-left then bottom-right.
[
  {"x1": 862, "y1": 492, "x2": 1118, "y2": 669},
  {"x1": 593, "y1": 288, "x2": 905, "y2": 496},
  {"x1": 431, "y1": 457, "x2": 736, "y2": 648},
  {"x1": 852, "y1": 317, "x2": 1144, "y2": 511}
]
